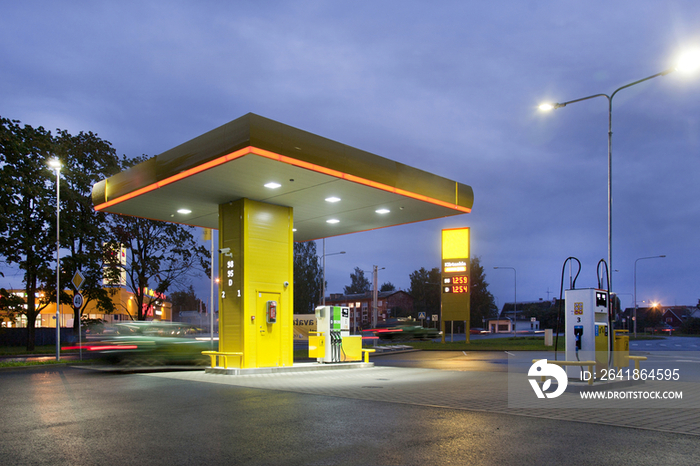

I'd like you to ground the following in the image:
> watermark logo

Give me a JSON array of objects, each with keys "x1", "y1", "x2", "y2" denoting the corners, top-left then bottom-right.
[{"x1": 528, "y1": 359, "x2": 567, "y2": 398}]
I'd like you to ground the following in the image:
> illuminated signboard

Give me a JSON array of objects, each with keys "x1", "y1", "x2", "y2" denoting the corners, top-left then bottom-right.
[
  {"x1": 443, "y1": 275, "x2": 469, "y2": 293},
  {"x1": 441, "y1": 227, "x2": 470, "y2": 324},
  {"x1": 443, "y1": 260, "x2": 468, "y2": 273}
]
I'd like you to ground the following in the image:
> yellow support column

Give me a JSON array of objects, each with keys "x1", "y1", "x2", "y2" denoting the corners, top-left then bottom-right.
[{"x1": 218, "y1": 198, "x2": 294, "y2": 369}]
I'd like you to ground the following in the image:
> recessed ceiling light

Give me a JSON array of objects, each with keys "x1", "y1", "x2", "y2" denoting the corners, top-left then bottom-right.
[
  {"x1": 325, "y1": 197, "x2": 341, "y2": 203},
  {"x1": 376, "y1": 209, "x2": 390, "y2": 214},
  {"x1": 177, "y1": 209, "x2": 192, "y2": 214},
  {"x1": 326, "y1": 219, "x2": 340, "y2": 224},
  {"x1": 264, "y1": 182, "x2": 281, "y2": 189}
]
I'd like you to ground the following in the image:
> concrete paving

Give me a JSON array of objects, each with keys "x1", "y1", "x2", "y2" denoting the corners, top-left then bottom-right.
[
  {"x1": 145, "y1": 350, "x2": 700, "y2": 437},
  {"x1": 3, "y1": 352, "x2": 700, "y2": 465}
]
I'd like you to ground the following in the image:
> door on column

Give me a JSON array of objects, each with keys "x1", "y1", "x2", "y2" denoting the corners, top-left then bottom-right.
[{"x1": 257, "y1": 292, "x2": 281, "y2": 368}]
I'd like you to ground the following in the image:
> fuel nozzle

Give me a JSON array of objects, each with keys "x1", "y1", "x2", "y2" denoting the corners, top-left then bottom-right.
[{"x1": 574, "y1": 325, "x2": 583, "y2": 352}]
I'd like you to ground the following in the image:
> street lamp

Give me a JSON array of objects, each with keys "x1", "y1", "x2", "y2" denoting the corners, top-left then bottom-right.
[
  {"x1": 48, "y1": 158, "x2": 61, "y2": 361},
  {"x1": 321, "y1": 238, "x2": 345, "y2": 306},
  {"x1": 539, "y1": 50, "x2": 698, "y2": 292},
  {"x1": 494, "y1": 267, "x2": 516, "y2": 334},
  {"x1": 634, "y1": 255, "x2": 666, "y2": 338}
]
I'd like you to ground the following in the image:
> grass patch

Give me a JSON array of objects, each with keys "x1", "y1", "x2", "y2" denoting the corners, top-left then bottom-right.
[
  {"x1": 0, "y1": 345, "x2": 79, "y2": 356},
  {"x1": 400, "y1": 336, "x2": 554, "y2": 352},
  {"x1": 0, "y1": 360, "x2": 68, "y2": 368},
  {"x1": 0, "y1": 358, "x2": 96, "y2": 369}
]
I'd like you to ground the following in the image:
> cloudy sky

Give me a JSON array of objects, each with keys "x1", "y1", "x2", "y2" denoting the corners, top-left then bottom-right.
[{"x1": 2, "y1": 1, "x2": 699, "y2": 313}]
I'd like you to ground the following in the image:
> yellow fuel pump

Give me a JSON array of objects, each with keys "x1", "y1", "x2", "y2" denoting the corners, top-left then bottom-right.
[{"x1": 311, "y1": 306, "x2": 362, "y2": 363}]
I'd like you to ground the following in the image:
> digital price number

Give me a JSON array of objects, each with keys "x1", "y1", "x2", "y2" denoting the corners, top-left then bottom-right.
[{"x1": 442, "y1": 275, "x2": 469, "y2": 293}]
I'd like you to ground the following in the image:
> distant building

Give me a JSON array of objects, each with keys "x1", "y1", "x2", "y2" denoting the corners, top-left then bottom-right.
[
  {"x1": 498, "y1": 299, "x2": 552, "y2": 332},
  {"x1": 620, "y1": 305, "x2": 696, "y2": 330},
  {"x1": 486, "y1": 316, "x2": 539, "y2": 334},
  {"x1": 325, "y1": 290, "x2": 414, "y2": 331},
  {"x1": 0, "y1": 287, "x2": 172, "y2": 328}
]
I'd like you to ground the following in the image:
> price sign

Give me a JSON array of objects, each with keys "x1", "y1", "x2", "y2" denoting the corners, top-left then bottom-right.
[
  {"x1": 442, "y1": 275, "x2": 469, "y2": 293},
  {"x1": 222, "y1": 258, "x2": 235, "y2": 299}
]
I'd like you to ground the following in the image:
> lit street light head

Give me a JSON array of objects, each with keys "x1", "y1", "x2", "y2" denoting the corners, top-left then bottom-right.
[
  {"x1": 538, "y1": 102, "x2": 565, "y2": 111},
  {"x1": 48, "y1": 158, "x2": 61, "y2": 170},
  {"x1": 675, "y1": 49, "x2": 700, "y2": 74}
]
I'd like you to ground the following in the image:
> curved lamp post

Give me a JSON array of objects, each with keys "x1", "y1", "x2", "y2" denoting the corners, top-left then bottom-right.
[
  {"x1": 539, "y1": 50, "x2": 699, "y2": 292},
  {"x1": 634, "y1": 255, "x2": 666, "y2": 338}
]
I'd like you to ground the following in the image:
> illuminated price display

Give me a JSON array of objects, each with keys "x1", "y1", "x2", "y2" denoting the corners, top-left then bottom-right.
[
  {"x1": 443, "y1": 284, "x2": 469, "y2": 294},
  {"x1": 442, "y1": 276, "x2": 469, "y2": 293}
]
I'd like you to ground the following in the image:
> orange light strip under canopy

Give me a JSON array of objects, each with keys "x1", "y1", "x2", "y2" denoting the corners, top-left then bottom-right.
[{"x1": 95, "y1": 146, "x2": 471, "y2": 214}]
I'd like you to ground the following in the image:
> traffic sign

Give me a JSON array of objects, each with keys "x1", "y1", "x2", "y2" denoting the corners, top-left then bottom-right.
[
  {"x1": 72, "y1": 270, "x2": 85, "y2": 291},
  {"x1": 73, "y1": 292, "x2": 84, "y2": 309},
  {"x1": 418, "y1": 312, "x2": 426, "y2": 320}
]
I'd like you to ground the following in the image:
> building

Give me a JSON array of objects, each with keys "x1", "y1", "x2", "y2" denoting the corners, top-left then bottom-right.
[
  {"x1": 486, "y1": 316, "x2": 540, "y2": 334},
  {"x1": 325, "y1": 290, "x2": 414, "y2": 331},
  {"x1": 620, "y1": 305, "x2": 697, "y2": 330},
  {"x1": 498, "y1": 299, "x2": 552, "y2": 332},
  {"x1": 0, "y1": 287, "x2": 172, "y2": 328}
]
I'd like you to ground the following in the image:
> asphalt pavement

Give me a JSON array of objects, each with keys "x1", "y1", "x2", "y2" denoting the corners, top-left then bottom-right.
[{"x1": 1, "y1": 343, "x2": 699, "y2": 465}]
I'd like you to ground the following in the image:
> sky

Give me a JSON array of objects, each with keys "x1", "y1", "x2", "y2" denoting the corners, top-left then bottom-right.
[{"x1": 1, "y1": 1, "x2": 699, "y2": 313}]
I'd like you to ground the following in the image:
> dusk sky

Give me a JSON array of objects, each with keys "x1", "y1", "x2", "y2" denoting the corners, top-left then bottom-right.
[{"x1": 2, "y1": 1, "x2": 699, "y2": 313}]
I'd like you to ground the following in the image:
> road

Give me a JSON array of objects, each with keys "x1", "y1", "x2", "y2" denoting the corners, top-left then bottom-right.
[{"x1": 1, "y1": 351, "x2": 699, "y2": 465}]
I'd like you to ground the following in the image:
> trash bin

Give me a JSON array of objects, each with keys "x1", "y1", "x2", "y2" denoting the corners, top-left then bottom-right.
[{"x1": 613, "y1": 329, "x2": 629, "y2": 368}]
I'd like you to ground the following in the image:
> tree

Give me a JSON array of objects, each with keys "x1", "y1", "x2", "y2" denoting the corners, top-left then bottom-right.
[
  {"x1": 344, "y1": 267, "x2": 370, "y2": 294},
  {"x1": 105, "y1": 216, "x2": 210, "y2": 320},
  {"x1": 103, "y1": 156, "x2": 211, "y2": 321},
  {"x1": 0, "y1": 118, "x2": 58, "y2": 350},
  {"x1": 470, "y1": 257, "x2": 498, "y2": 328},
  {"x1": 170, "y1": 285, "x2": 205, "y2": 317},
  {"x1": 52, "y1": 129, "x2": 123, "y2": 333},
  {"x1": 293, "y1": 241, "x2": 322, "y2": 313},
  {"x1": 380, "y1": 282, "x2": 396, "y2": 292},
  {"x1": 0, "y1": 288, "x2": 25, "y2": 323},
  {"x1": 680, "y1": 317, "x2": 700, "y2": 335},
  {"x1": 408, "y1": 267, "x2": 441, "y2": 319}
]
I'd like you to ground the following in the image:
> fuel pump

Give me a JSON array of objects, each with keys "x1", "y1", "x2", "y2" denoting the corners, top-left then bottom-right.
[
  {"x1": 564, "y1": 288, "x2": 610, "y2": 378},
  {"x1": 314, "y1": 306, "x2": 350, "y2": 363}
]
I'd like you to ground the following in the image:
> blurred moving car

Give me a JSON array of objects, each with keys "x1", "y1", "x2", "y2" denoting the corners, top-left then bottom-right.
[
  {"x1": 368, "y1": 323, "x2": 440, "y2": 341},
  {"x1": 68, "y1": 321, "x2": 214, "y2": 365},
  {"x1": 653, "y1": 323, "x2": 674, "y2": 334},
  {"x1": 82, "y1": 318, "x2": 106, "y2": 335}
]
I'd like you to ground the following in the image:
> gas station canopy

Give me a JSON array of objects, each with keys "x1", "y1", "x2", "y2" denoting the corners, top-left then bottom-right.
[{"x1": 92, "y1": 113, "x2": 473, "y2": 241}]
